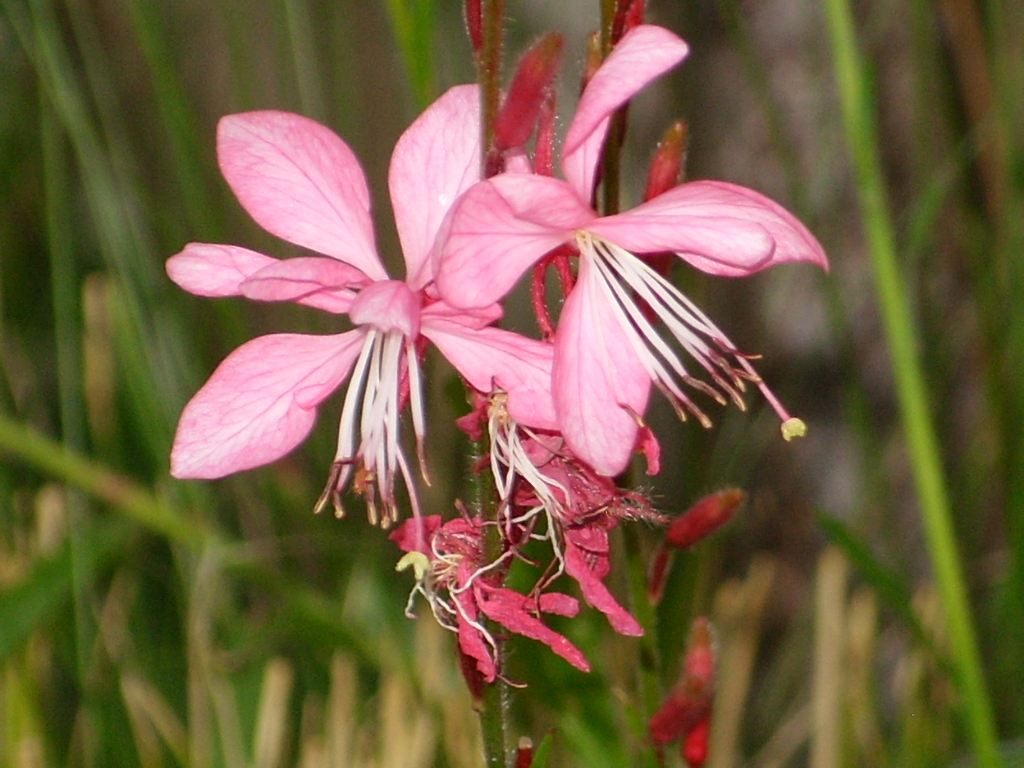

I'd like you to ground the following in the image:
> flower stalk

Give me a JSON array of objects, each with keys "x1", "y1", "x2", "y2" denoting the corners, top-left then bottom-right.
[
  {"x1": 478, "y1": 0, "x2": 505, "y2": 176},
  {"x1": 476, "y1": 3, "x2": 512, "y2": 763}
]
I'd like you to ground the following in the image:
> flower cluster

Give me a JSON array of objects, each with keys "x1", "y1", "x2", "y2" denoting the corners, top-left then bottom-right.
[{"x1": 168, "y1": 19, "x2": 826, "y2": 678}]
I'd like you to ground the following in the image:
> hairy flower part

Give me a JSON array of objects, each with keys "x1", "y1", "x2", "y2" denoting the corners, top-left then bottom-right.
[
  {"x1": 168, "y1": 85, "x2": 557, "y2": 527},
  {"x1": 391, "y1": 515, "x2": 590, "y2": 682},
  {"x1": 435, "y1": 24, "x2": 828, "y2": 476},
  {"x1": 481, "y1": 393, "x2": 664, "y2": 637},
  {"x1": 518, "y1": 449, "x2": 664, "y2": 636}
]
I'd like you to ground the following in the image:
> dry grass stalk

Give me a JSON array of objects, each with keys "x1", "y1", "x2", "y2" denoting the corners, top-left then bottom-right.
[
  {"x1": 846, "y1": 588, "x2": 883, "y2": 765},
  {"x1": 121, "y1": 672, "x2": 190, "y2": 767},
  {"x1": 708, "y1": 554, "x2": 777, "y2": 768},
  {"x1": 810, "y1": 545, "x2": 849, "y2": 768},
  {"x1": 253, "y1": 657, "x2": 296, "y2": 768}
]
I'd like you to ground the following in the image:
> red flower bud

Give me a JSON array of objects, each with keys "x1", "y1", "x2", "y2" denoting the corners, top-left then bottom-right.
[
  {"x1": 533, "y1": 91, "x2": 556, "y2": 176},
  {"x1": 464, "y1": 0, "x2": 482, "y2": 55},
  {"x1": 665, "y1": 488, "x2": 745, "y2": 549},
  {"x1": 649, "y1": 618, "x2": 716, "y2": 751},
  {"x1": 645, "y1": 120, "x2": 688, "y2": 202},
  {"x1": 495, "y1": 34, "x2": 564, "y2": 151},
  {"x1": 516, "y1": 736, "x2": 534, "y2": 768},
  {"x1": 612, "y1": 0, "x2": 647, "y2": 43},
  {"x1": 682, "y1": 715, "x2": 710, "y2": 768}
]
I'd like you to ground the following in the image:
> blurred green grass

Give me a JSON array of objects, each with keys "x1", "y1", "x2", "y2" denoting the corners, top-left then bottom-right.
[{"x1": 1, "y1": 0, "x2": 1022, "y2": 766}]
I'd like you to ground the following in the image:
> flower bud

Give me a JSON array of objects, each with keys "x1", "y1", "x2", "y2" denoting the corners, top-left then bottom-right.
[
  {"x1": 612, "y1": 0, "x2": 647, "y2": 43},
  {"x1": 516, "y1": 736, "x2": 534, "y2": 768},
  {"x1": 649, "y1": 618, "x2": 715, "y2": 746},
  {"x1": 682, "y1": 715, "x2": 710, "y2": 767},
  {"x1": 495, "y1": 34, "x2": 564, "y2": 151},
  {"x1": 645, "y1": 120, "x2": 688, "y2": 201},
  {"x1": 464, "y1": 0, "x2": 482, "y2": 55},
  {"x1": 665, "y1": 488, "x2": 745, "y2": 549}
]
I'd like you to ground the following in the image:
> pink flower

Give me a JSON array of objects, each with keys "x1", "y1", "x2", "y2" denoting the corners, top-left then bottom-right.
[
  {"x1": 435, "y1": 25, "x2": 828, "y2": 476},
  {"x1": 390, "y1": 515, "x2": 590, "y2": 681},
  {"x1": 168, "y1": 85, "x2": 557, "y2": 525}
]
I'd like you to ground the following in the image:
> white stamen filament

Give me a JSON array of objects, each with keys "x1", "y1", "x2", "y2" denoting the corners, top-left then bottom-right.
[
  {"x1": 332, "y1": 327, "x2": 428, "y2": 526},
  {"x1": 486, "y1": 399, "x2": 569, "y2": 584},
  {"x1": 577, "y1": 230, "x2": 797, "y2": 426}
]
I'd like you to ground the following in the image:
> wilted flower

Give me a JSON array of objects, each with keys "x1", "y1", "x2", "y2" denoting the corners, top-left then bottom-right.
[{"x1": 391, "y1": 514, "x2": 589, "y2": 682}]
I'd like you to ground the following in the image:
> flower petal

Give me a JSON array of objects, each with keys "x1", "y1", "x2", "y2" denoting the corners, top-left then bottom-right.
[
  {"x1": 217, "y1": 111, "x2": 386, "y2": 279},
  {"x1": 564, "y1": 530, "x2": 643, "y2": 636},
  {"x1": 421, "y1": 299, "x2": 503, "y2": 330},
  {"x1": 348, "y1": 280, "x2": 421, "y2": 337},
  {"x1": 167, "y1": 243, "x2": 277, "y2": 297},
  {"x1": 423, "y1": 319, "x2": 558, "y2": 431},
  {"x1": 240, "y1": 256, "x2": 371, "y2": 313},
  {"x1": 553, "y1": 260, "x2": 651, "y2": 476},
  {"x1": 454, "y1": 591, "x2": 496, "y2": 681},
  {"x1": 478, "y1": 587, "x2": 591, "y2": 672},
  {"x1": 171, "y1": 332, "x2": 365, "y2": 478},
  {"x1": 435, "y1": 174, "x2": 593, "y2": 308},
  {"x1": 389, "y1": 85, "x2": 481, "y2": 289},
  {"x1": 563, "y1": 25, "x2": 689, "y2": 198},
  {"x1": 591, "y1": 180, "x2": 828, "y2": 276}
]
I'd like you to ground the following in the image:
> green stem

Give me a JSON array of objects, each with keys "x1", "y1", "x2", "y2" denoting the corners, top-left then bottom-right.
[
  {"x1": 473, "y1": 4, "x2": 512, "y2": 765},
  {"x1": 468, "y1": 424, "x2": 512, "y2": 767},
  {"x1": 478, "y1": 0, "x2": 504, "y2": 174},
  {"x1": 597, "y1": 0, "x2": 624, "y2": 216},
  {"x1": 622, "y1": 526, "x2": 662, "y2": 739},
  {"x1": 823, "y1": 1, "x2": 1002, "y2": 765}
]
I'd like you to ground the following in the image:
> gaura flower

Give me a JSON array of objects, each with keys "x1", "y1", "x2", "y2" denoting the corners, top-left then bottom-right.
[
  {"x1": 435, "y1": 25, "x2": 829, "y2": 476},
  {"x1": 168, "y1": 85, "x2": 556, "y2": 526},
  {"x1": 391, "y1": 514, "x2": 590, "y2": 682}
]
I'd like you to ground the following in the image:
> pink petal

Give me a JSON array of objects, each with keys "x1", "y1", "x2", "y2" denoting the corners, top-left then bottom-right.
[
  {"x1": 348, "y1": 280, "x2": 421, "y2": 337},
  {"x1": 240, "y1": 256, "x2": 371, "y2": 313},
  {"x1": 591, "y1": 180, "x2": 828, "y2": 276},
  {"x1": 389, "y1": 85, "x2": 481, "y2": 289},
  {"x1": 167, "y1": 243, "x2": 277, "y2": 297},
  {"x1": 537, "y1": 592, "x2": 581, "y2": 617},
  {"x1": 454, "y1": 592, "x2": 496, "y2": 682},
  {"x1": 389, "y1": 515, "x2": 443, "y2": 555},
  {"x1": 435, "y1": 174, "x2": 593, "y2": 308},
  {"x1": 478, "y1": 587, "x2": 591, "y2": 672},
  {"x1": 171, "y1": 331, "x2": 365, "y2": 479},
  {"x1": 217, "y1": 111, "x2": 386, "y2": 280},
  {"x1": 421, "y1": 299, "x2": 503, "y2": 330},
  {"x1": 553, "y1": 260, "x2": 651, "y2": 476},
  {"x1": 562, "y1": 25, "x2": 689, "y2": 198},
  {"x1": 564, "y1": 533, "x2": 643, "y2": 637},
  {"x1": 422, "y1": 319, "x2": 558, "y2": 431}
]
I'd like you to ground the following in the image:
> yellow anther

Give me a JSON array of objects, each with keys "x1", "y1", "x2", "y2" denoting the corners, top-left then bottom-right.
[
  {"x1": 781, "y1": 417, "x2": 807, "y2": 441},
  {"x1": 396, "y1": 551, "x2": 430, "y2": 581}
]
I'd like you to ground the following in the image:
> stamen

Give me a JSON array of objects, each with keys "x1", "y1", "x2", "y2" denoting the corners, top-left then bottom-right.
[
  {"x1": 405, "y1": 337, "x2": 431, "y2": 486},
  {"x1": 577, "y1": 230, "x2": 801, "y2": 432},
  {"x1": 328, "y1": 327, "x2": 427, "y2": 526}
]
